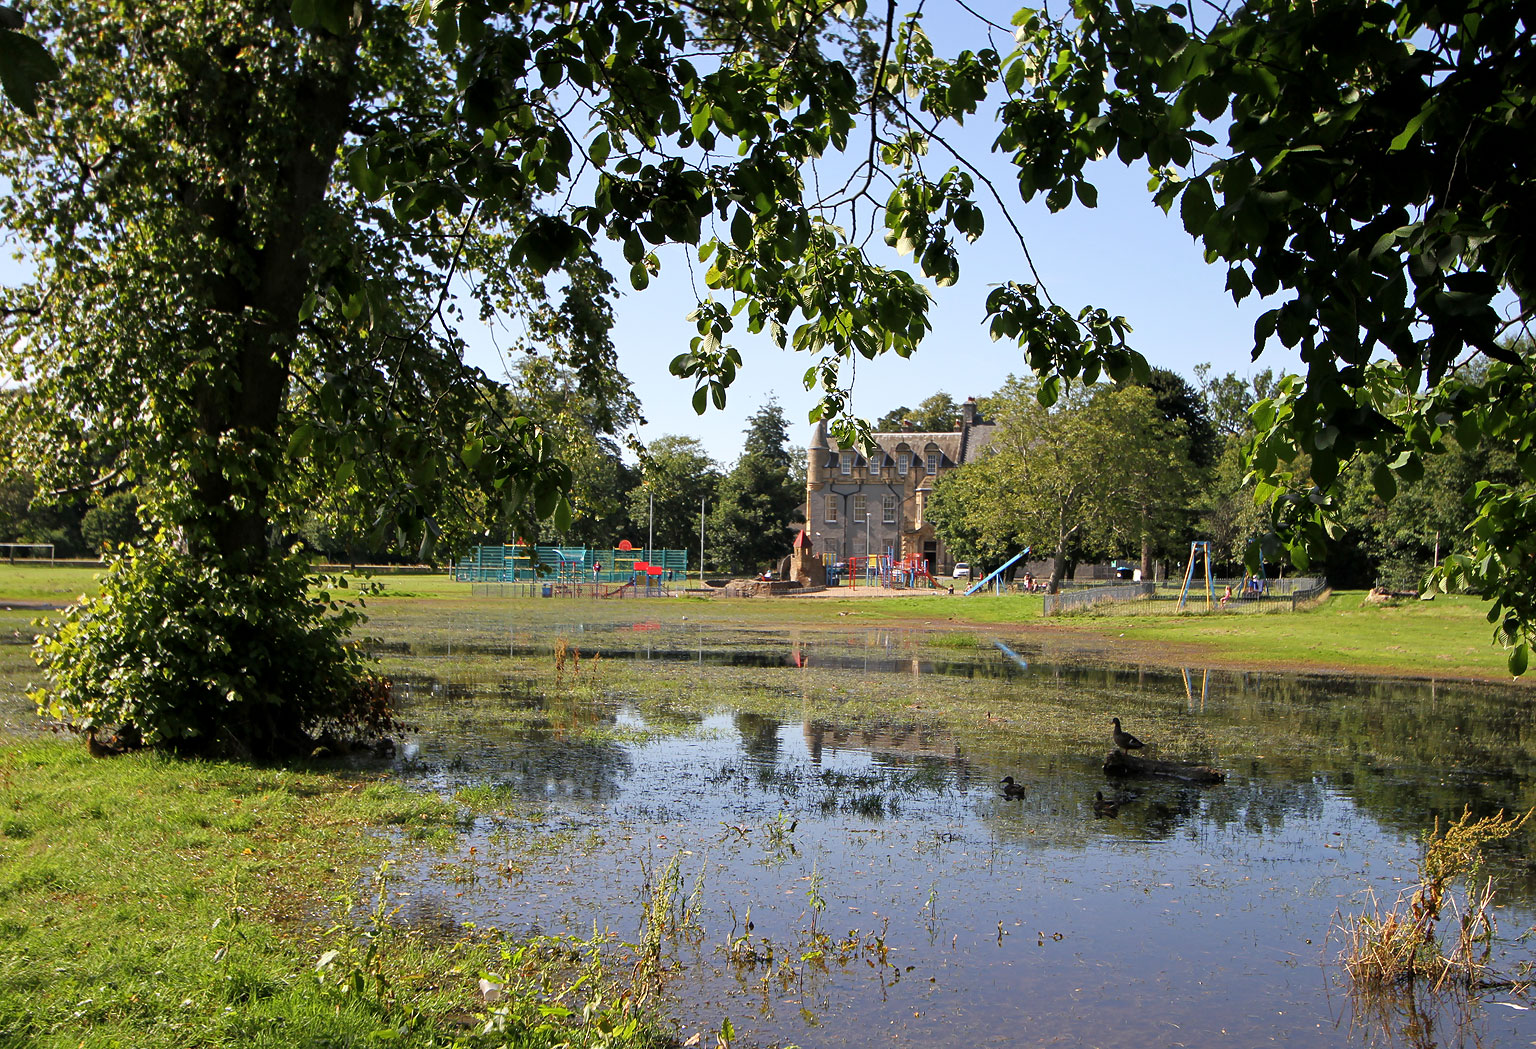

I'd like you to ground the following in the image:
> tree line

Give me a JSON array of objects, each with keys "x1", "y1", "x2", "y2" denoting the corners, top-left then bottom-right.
[
  {"x1": 926, "y1": 362, "x2": 1518, "y2": 595},
  {"x1": 0, "y1": 378, "x2": 805, "y2": 576}
]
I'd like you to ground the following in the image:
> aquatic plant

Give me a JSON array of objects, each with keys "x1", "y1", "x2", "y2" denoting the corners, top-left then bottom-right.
[{"x1": 1336, "y1": 807, "x2": 1531, "y2": 989}]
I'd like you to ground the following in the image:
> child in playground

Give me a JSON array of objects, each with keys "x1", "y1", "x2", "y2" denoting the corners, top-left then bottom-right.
[{"x1": 1221, "y1": 583, "x2": 1232, "y2": 608}]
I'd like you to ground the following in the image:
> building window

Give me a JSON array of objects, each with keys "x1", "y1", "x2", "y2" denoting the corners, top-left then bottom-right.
[
  {"x1": 897, "y1": 452, "x2": 909, "y2": 476},
  {"x1": 853, "y1": 493, "x2": 867, "y2": 522},
  {"x1": 883, "y1": 494, "x2": 897, "y2": 523},
  {"x1": 840, "y1": 451, "x2": 852, "y2": 475},
  {"x1": 926, "y1": 450, "x2": 939, "y2": 475},
  {"x1": 869, "y1": 454, "x2": 880, "y2": 476},
  {"x1": 826, "y1": 497, "x2": 839, "y2": 523}
]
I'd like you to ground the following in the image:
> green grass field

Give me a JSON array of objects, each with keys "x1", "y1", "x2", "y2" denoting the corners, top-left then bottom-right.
[{"x1": 1, "y1": 563, "x2": 1525, "y2": 682}]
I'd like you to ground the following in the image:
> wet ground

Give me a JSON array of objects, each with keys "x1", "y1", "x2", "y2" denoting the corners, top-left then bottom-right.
[{"x1": 369, "y1": 610, "x2": 1536, "y2": 1048}]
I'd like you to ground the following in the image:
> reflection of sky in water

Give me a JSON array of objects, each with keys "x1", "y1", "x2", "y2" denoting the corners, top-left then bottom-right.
[{"x1": 381, "y1": 627, "x2": 1536, "y2": 1049}]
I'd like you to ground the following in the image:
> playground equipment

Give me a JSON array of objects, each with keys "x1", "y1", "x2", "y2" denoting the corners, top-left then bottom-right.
[
  {"x1": 965, "y1": 548, "x2": 1029, "y2": 596},
  {"x1": 454, "y1": 544, "x2": 689, "y2": 588},
  {"x1": 1176, "y1": 540, "x2": 1217, "y2": 611},
  {"x1": 830, "y1": 550, "x2": 936, "y2": 589}
]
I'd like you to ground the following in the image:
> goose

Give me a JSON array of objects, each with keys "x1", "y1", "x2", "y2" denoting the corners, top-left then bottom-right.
[
  {"x1": 1110, "y1": 717, "x2": 1145, "y2": 752},
  {"x1": 1000, "y1": 776, "x2": 1027, "y2": 799}
]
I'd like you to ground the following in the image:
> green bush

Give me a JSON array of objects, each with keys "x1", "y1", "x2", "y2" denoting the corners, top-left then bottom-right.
[{"x1": 31, "y1": 539, "x2": 383, "y2": 757}]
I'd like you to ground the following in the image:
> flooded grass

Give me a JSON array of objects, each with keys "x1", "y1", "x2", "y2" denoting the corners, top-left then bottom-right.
[{"x1": 362, "y1": 602, "x2": 1536, "y2": 1048}]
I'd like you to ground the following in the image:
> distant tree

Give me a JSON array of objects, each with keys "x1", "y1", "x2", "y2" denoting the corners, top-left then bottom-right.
[
  {"x1": 1193, "y1": 364, "x2": 1279, "y2": 441},
  {"x1": 79, "y1": 490, "x2": 146, "y2": 552},
  {"x1": 505, "y1": 358, "x2": 641, "y2": 547},
  {"x1": 875, "y1": 392, "x2": 959, "y2": 433},
  {"x1": 1094, "y1": 381, "x2": 1197, "y2": 580},
  {"x1": 628, "y1": 435, "x2": 720, "y2": 554},
  {"x1": 709, "y1": 400, "x2": 803, "y2": 572},
  {"x1": 0, "y1": 465, "x2": 84, "y2": 555},
  {"x1": 1129, "y1": 369, "x2": 1218, "y2": 469}
]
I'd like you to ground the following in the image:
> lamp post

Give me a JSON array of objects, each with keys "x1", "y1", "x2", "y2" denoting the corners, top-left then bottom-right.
[{"x1": 699, "y1": 498, "x2": 706, "y2": 590}]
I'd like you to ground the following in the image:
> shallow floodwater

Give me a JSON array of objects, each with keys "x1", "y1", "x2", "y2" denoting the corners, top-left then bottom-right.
[{"x1": 372, "y1": 613, "x2": 1536, "y2": 1048}]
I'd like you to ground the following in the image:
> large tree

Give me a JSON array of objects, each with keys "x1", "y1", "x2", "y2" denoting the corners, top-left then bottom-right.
[
  {"x1": 875, "y1": 392, "x2": 959, "y2": 433},
  {"x1": 929, "y1": 377, "x2": 1191, "y2": 591},
  {"x1": 1, "y1": 2, "x2": 607, "y2": 753}
]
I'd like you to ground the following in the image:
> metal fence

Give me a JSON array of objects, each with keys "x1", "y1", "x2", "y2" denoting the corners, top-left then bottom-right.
[
  {"x1": 1042, "y1": 582, "x2": 1155, "y2": 615},
  {"x1": 1041, "y1": 576, "x2": 1326, "y2": 615},
  {"x1": 1290, "y1": 578, "x2": 1330, "y2": 610}
]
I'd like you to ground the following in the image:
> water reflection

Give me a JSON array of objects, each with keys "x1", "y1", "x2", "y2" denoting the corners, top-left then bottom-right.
[{"x1": 374, "y1": 620, "x2": 1536, "y2": 1049}]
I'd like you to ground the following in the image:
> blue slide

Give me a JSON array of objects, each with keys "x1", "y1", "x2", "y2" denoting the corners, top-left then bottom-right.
[{"x1": 965, "y1": 547, "x2": 1029, "y2": 595}]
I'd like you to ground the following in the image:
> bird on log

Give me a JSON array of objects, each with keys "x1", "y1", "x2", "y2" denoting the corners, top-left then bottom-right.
[
  {"x1": 1111, "y1": 717, "x2": 1145, "y2": 752},
  {"x1": 1000, "y1": 776, "x2": 1027, "y2": 799}
]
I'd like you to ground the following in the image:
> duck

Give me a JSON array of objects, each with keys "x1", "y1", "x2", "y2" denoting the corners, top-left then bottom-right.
[
  {"x1": 1110, "y1": 717, "x2": 1145, "y2": 752},
  {"x1": 1000, "y1": 776, "x2": 1027, "y2": 799},
  {"x1": 1093, "y1": 790, "x2": 1119, "y2": 817},
  {"x1": 85, "y1": 728, "x2": 124, "y2": 758}
]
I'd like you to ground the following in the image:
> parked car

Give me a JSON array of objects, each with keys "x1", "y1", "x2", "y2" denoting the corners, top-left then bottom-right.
[{"x1": 952, "y1": 562, "x2": 971, "y2": 579}]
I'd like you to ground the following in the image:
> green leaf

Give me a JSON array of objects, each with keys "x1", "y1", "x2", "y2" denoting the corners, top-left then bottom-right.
[
  {"x1": 1388, "y1": 107, "x2": 1430, "y2": 152},
  {"x1": 1510, "y1": 642, "x2": 1529, "y2": 678},
  {"x1": 1179, "y1": 178, "x2": 1215, "y2": 236},
  {"x1": 730, "y1": 208, "x2": 752, "y2": 249},
  {"x1": 290, "y1": 0, "x2": 318, "y2": 28},
  {"x1": 460, "y1": 438, "x2": 484, "y2": 468},
  {"x1": 1370, "y1": 463, "x2": 1396, "y2": 501},
  {"x1": 0, "y1": 28, "x2": 60, "y2": 116},
  {"x1": 287, "y1": 424, "x2": 315, "y2": 458}
]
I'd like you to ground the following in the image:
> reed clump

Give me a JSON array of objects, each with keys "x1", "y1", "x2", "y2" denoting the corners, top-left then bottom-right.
[{"x1": 1337, "y1": 807, "x2": 1530, "y2": 990}]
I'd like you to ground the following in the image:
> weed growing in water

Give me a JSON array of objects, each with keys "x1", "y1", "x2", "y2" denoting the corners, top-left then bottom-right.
[{"x1": 1335, "y1": 807, "x2": 1531, "y2": 990}]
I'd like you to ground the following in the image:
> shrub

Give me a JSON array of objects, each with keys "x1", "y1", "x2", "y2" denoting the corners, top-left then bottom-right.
[{"x1": 31, "y1": 539, "x2": 385, "y2": 757}]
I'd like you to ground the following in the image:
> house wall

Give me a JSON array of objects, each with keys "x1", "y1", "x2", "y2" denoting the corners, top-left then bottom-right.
[{"x1": 805, "y1": 427, "x2": 975, "y2": 572}]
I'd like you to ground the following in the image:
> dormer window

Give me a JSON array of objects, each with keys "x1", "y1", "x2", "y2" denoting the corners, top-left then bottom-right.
[
  {"x1": 840, "y1": 451, "x2": 852, "y2": 475},
  {"x1": 926, "y1": 450, "x2": 939, "y2": 475},
  {"x1": 897, "y1": 452, "x2": 909, "y2": 476},
  {"x1": 869, "y1": 453, "x2": 880, "y2": 476}
]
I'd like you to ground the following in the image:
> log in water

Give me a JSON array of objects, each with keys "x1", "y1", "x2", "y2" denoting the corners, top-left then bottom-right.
[{"x1": 1103, "y1": 749, "x2": 1226, "y2": 784}]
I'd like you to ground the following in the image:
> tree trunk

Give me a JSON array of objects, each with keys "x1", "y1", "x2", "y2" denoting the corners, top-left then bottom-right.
[
  {"x1": 184, "y1": 25, "x2": 362, "y2": 571},
  {"x1": 1140, "y1": 505, "x2": 1152, "y2": 582}
]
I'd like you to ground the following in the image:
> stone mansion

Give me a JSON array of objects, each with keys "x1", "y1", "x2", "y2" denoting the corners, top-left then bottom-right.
[{"x1": 804, "y1": 397, "x2": 996, "y2": 573}]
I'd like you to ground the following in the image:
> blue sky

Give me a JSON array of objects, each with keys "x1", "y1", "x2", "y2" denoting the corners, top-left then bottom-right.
[
  {"x1": 460, "y1": 156, "x2": 1299, "y2": 465},
  {"x1": 452, "y1": 4, "x2": 1304, "y2": 465}
]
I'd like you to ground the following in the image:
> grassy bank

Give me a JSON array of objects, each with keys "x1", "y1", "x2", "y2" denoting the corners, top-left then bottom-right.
[
  {"x1": 0, "y1": 621, "x2": 673, "y2": 1048},
  {"x1": 3, "y1": 563, "x2": 1524, "y2": 682}
]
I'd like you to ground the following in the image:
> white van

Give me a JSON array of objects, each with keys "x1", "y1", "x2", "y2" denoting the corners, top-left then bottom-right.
[{"x1": 952, "y1": 562, "x2": 971, "y2": 579}]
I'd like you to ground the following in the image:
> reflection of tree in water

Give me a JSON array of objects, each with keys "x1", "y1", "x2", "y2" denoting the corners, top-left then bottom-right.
[
  {"x1": 802, "y1": 720, "x2": 964, "y2": 765},
  {"x1": 1198, "y1": 777, "x2": 1326, "y2": 837},
  {"x1": 1210, "y1": 671, "x2": 1536, "y2": 894},
  {"x1": 734, "y1": 712, "x2": 782, "y2": 765},
  {"x1": 393, "y1": 674, "x2": 634, "y2": 801}
]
